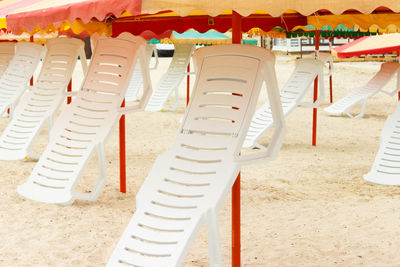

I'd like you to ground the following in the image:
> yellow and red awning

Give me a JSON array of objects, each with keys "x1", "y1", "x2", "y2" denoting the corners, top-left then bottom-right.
[{"x1": 3, "y1": 0, "x2": 400, "y2": 36}]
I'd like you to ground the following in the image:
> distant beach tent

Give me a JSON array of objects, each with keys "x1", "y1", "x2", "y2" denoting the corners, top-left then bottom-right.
[
  {"x1": 170, "y1": 29, "x2": 231, "y2": 44},
  {"x1": 333, "y1": 33, "x2": 400, "y2": 58}
]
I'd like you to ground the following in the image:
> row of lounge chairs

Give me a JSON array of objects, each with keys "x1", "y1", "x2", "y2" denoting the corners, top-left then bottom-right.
[
  {"x1": 1, "y1": 32, "x2": 400, "y2": 265},
  {"x1": 0, "y1": 33, "x2": 286, "y2": 266}
]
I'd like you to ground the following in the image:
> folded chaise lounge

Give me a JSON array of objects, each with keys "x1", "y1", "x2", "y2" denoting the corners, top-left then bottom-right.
[
  {"x1": 107, "y1": 44, "x2": 286, "y2": 266},
  {"x1": 0, "y1": 42, "x2": 45, "y2": 119},
  {"x1": 0, "y1": 37, "x2": 87, "y2": 161},
  {"x1": 18, "y1": 33, "x2": 152, "y2": 205},
  {"x1": 324, "y1": 62, "x2": 400, "y2": 118},
  {"x1": 145, "y1": 44, "x2": 194, "y2": 111}
]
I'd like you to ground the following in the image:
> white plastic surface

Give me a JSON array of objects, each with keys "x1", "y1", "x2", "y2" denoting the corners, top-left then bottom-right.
[
  {"x1": 318, "y1": 52, "x2": 333, "y2": 78},
  {"x1": 107, "y1": 44, "x2": 286, "y2": 267},
  {"x1": 17, "y1": 33, "x2": 152, "y2": 205},
  {"x1": 125, "y1": 44, "x2": 158, "y2": 102},
  {"x1": 364, "y1": 102, "x2": 400, "y2": 185},
  {"x1": 244, "y1": 58, "x2": 324, "y2": 149},
  {"x1": 145, "y1": 44, "x2": 194, "y2": 111},
  {"x1": 0, "y1": 42, "x2": 16, "y2": 77},
  {"x1": 0, "y1": 42, "x2": 45, "y2": 118},
  {"x1": 0, "y1": 37, "x2": 85, "y2": 161},
  {"x1": 324, "y1": 62, "x2": 400, "y2": 118}
]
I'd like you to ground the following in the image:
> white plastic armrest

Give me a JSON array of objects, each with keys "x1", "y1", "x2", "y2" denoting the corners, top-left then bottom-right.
[
  {"x1": 235, "y1": 122, "x2": 285, "y2": 165},
  {"x1": 299, "y1": 69, "x2": 325, "y2": 108},
  {"x1": 79, "y1": 46, "x2": 88, "y2": 74},
  {"x1": 235, "y1": 63, "x2": 286, "y2": 166},
  {"x1": 65, "y1": 91, "x2": 77, "y2": 96},
  {"x1": 381, "y1": 70, "x2": 400, "y2": 96},
  {"x1": 149, "y1": 47, "x2": 159, "y2": 70},
  {"x1": 381, "y1": 88, "x2": 400, "y2": 96},
  {"x1": 119, "y1": 105, "x2": 142, "y2": 114}
]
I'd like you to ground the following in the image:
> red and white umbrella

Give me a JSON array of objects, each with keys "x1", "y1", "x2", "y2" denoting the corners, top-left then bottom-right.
[{"x1": 334, "y1": 33, "x2": 400, "y2": 58}]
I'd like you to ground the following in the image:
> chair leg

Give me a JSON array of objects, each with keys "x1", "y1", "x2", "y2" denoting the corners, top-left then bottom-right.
[
  {"x1": 90, "y1": 143, "x2": 107, "y2": 200},
  {"x1": 9, "y1": 104, "x2": 14, "y2": 120},
  {"x1": 47, "y1": 116, "x2": 53, "y2": 141},
  {"x1": 24, "y1": 152, "x2": 40, "y2": 161},
  {"x1": 206, "y1": 209, "x2": 222, "y2": 267},
  {"x1": 354, "y1": 100, "x2": 367, "y2": 119},
  {"x1": 254, "y1": 142, "x2": 267, "y2": 150},
  {"x1": 344, "y1": 100, "x2": 367, "y2": 119},
  {"x1": 73, "y1": 143, "x2": 107, "y2": 201},
  {"x1": 164, "y1": 87, "x2": 180, "y2": 111}
]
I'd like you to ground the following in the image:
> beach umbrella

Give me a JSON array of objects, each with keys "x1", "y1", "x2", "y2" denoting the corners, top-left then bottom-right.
[
  {"x1": 170, "y1": 29, "x2": 231, "y2": 44},
  {"x1": 333, "y1": 33, "x2": 400, "y2": 58}
]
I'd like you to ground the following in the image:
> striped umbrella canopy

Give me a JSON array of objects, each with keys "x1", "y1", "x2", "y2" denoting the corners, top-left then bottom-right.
[
  {"x1": 170, "y1": 29, "x2": 231, "y2": 44},
  {"x1": 333, "y1": 33, "x2": 400, "y2": 58},
  {"x1": 2, "y1": 0, "x2": 400, "y2": 36}
]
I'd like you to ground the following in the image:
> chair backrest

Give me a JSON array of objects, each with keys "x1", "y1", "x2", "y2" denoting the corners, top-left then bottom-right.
[
  {"x1": 1, "y1": 42, "x2": 45, "y2": 87},
  {"x1": 36, "y1": 37, "x2": 84, "y2": 94},
  {"x1": 82, "y1": 33, "x2": 146, "y2": 96},
  {"x1": 13, "y1": 37, "x2": 84, "y2": 120},
  {"x1": 0, "y1": 42, "x2": 45, "y2": 114},
  {"x1": 364, "y1": 62, "x2": 399, "y2": 91},
  {"x1": 49, "y1": 33, "x2": 149, "y2": 144},
  {"x1": 176, "y1": 44, "x2": 278, "y2": 158},
  {"x1": 0, "y1": 42, "x2": 16, "y2": 77}
]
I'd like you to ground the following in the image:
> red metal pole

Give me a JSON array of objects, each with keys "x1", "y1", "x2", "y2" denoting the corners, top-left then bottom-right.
[
  {"x1": 397, "y1": 51, "x2": 400, "y2": 101},
  {"x1": 312, "y1": 30, "x2": 320, "y2": 146},
  {"x1": 329, "y1": 67, "x2": 333, "y2": 103},
  {"x1": 186, "y1": 63, "x2": 190, "y2": 106},
  {"x1": 30, "y1": 35, "x2": 34, "y2": 87},
  {"x1": 232, "y1": 10, "x2": 242, "y2": 267},
  {"x1": 329, "y1": 37, "x2": 333, "y2": 103},
  {"x1": 67, "y1": 80, "x2": 72, "y2": 104},
  {"x1": 119, "y1": 99, "x2": 126, "y2": 193}
]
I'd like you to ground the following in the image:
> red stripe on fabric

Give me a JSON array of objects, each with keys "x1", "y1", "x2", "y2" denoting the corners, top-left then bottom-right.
[
  {"x1": 333, "y1": 35, "x2": 369, "y2": 54},
  {"x1": 338, "y1": 45, "x2": 400, "y2": 58},
  {"x1": 6, "y1": 0, "x2": 142, "y2": 33},
  {"x1": 0, "y1": 0, "x2": 43, "y2": 16}
]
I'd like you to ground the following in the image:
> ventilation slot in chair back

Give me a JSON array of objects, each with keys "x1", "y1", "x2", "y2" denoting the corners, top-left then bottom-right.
[
  {"x1": 0, "y1": 42, "x2": 16, "y2": 77},
  {"x1": 181, "y1": 54, "x2": 260, "y2": 147}
]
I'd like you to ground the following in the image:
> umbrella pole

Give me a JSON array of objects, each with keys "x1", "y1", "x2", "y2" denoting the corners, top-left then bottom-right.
[
  {"x1": 119, "y1": 99, "x2": 126, "y2": 193},
  {"x1": 67, "y1": 80, "x2": 72, "y2": 104},
  {"x1": 30, "y1": 35, "x2": 34, "y2": 87},
  {"x1": 312, "y1": 30, "x2": 320, "y2": 146},
  {"x1": 187, "y1": 63, "x2": 190, "y2": 106},
  {"x1": 232, "y1": 10, "x2": 242, "y2": 267},
  {"x1": 397, "y1": 51, "x2": 400, "y2": 101},
  {"x1": 329, "y1": 37, "x2": 333, "y2": 103}
]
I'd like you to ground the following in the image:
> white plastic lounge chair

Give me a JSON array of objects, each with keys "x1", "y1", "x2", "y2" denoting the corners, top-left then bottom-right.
[
  {"x1": 243, "y1": 58, "x2": 324, "y2": 149},
  {"x1": 107, "y1": 44, "x2": 286, "y2": 267},
  {"x1": 364, "y1": 103, "x2": 400, "y2": 185},
  {"x1": 324, "y1": 62, "x2": 400, "y2": 118},
  {"x1": 0, "y1": 37, "x2": 87, "y2": 161},
  {"x1": 125, "y1": 44, "x2": 158, "y2": 102},
  {"x1": 145, "y1": 43, "x2": 194, "y2": 111},
  {"x1": 0, "y1": 42, "x2": 45, "y2": 119},
  {"x1": 0, "y1": 42, "x2": 16, "y2": 77},
  {"x1": 17, "y1": 33, "x2": 152, "y2": 205}
]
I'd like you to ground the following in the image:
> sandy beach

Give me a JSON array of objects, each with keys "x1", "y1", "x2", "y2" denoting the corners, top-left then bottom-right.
[{"x1": 1, "y1": 53, "x2": 400, "y2": 266}]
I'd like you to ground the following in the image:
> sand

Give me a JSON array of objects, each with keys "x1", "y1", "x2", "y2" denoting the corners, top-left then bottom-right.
[{"x1": 1, "y1": 53, "x2": 400, "y2": 266}]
